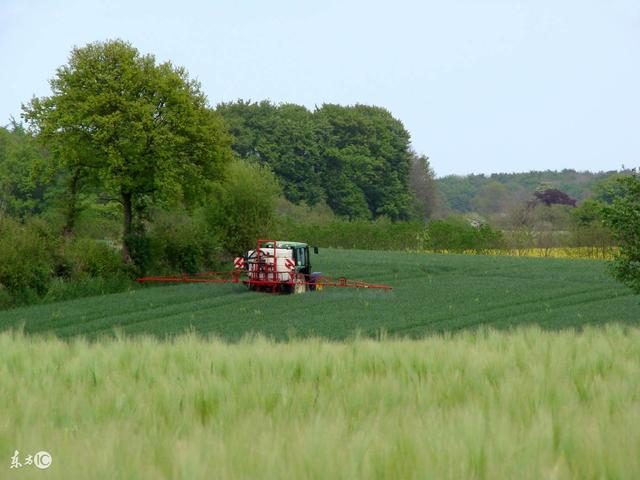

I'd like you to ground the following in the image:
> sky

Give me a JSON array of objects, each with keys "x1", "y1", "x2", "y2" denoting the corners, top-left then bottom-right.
[{"x1": 1, "y1": 0, "x2": 638, "y2": 176}]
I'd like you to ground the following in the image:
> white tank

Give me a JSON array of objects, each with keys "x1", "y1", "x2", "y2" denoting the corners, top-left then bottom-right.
[{"x1": 246, "y1": 248, "x2": 295, "y2": 282}]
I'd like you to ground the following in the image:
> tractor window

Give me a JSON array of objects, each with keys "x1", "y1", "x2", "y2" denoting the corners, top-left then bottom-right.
[{"x1": 297, "y1": 248, "x2": 306, "y2": 266}]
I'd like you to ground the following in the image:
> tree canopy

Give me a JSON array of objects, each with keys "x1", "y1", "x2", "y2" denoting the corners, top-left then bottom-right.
[
  {"x1": 533, "y1": 188, "x2": 577, "y2": 207},
  {"x1": 216, "y1": 100, "x2": 323, "y2": 206},
  {"x1": 408, "y1": 152, "x2": 437, "y2": 220},
  {"x1": 217, "y1": 101, "x2": 416, "y2": 220},
  {"x1": 437, "y1": 170, "x2": 625, "y2": 214},
  {"x1": 0, "y1": 122, "x2": 50, "y2": 219},
  {"x1": 23, "y1": 39, "x2": 233, "y2": 260},
  {"x1": 602, "y1": 171, "x2": 640, "y2": 293},
  {"x1": 315, "y1": 104, "x2": 413, "y2": 220},
  {"x1": 204, "y1": 159, "x2": 282, "y2": 254}
]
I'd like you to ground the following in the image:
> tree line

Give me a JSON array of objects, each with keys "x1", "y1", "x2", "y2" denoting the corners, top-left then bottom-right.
[
  {"x1": 437, "y1": 169, "x2": 625, "y2": 215},
  {"x1": 15, "y1": 40, "x2": 435, "y2": 255},
  {"x1": 0, "y1": 39, "x2": 438, "y2": 306},
  {"x1": 217, "y1": 100, "x2": 428, "y2": 221},
  {"x1": 0, "y1": 39, "x2": 638, "y2": 307}
]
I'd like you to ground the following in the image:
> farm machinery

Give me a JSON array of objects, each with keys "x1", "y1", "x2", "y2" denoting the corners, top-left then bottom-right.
[{"x1": 137, "y1": 239, "x2": 392, "y2": 294}]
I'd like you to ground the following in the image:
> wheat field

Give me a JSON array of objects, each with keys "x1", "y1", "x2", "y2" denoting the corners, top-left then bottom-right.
[{"x1": 1, "y1": 326, "x2": 639, "y2": 479}]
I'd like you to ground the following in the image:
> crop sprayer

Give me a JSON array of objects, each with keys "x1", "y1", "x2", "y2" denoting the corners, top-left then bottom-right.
[{"x1": 137, "y1": 239, "x2": 392, "y2": 294}]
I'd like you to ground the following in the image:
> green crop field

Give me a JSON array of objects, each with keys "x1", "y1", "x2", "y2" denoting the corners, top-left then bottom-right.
[
  {"x1": 2, "y1": 327, "x2": 639, "y2": 479},
  {"x1": 3, "y1": 250, "x2": 640, "y2": 479},
  {"x1": 0, "y1": 249, "x2": 638, "y2": 339}
]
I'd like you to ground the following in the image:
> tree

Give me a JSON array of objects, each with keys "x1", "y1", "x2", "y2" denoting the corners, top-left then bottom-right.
[
  {"x1": 0, "y1": 122, "x2": 50, "y2": 219},
  {"x1": 204, "y1": 159, "x2": 282, "y2": 254},
  {"x1": 315, "y1": 104, "x2": 413, "y2": 220},
  {"x1": 471, "y1": 181, "x2": 510, "y2": 216},
  {"x1": 217, "y1": 100, "x2": 324, "y2": 206},
  {"x1": 218, "y1": 101, "x2": 415, "y2": 220},
  {"x1": 592, "y1": 173, "x2": 631, "y2": 204},
  {"x1": 533, "y1": 188, "x2": 577, "y2": 207},
  {"x1": 569, "y1": 199, "x2": 613, "y2": 257},
  {"x1": 409, "y1": 152, "x2": 437, "y2": 220},
  {"x1": 602, "y1": 171, "x2": 640, "y2": 293},
  {"x1": 435, "y1": 174, "x2": 482, "y2": 213},
  {"x1": 436, "y1": 170, "x2": 623, "y2": 215},
  {"x1": 23, "y1": 40, "x2": 232, "y2": 261}
]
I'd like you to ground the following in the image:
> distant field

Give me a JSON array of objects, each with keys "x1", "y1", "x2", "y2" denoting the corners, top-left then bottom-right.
[
  {"x1": 0, "y1": 249, "x2": 638, "y2": 340},
  {"x1": 424, "y1": 246, "x2": 617, "y2": 260},
  {"x1": 2, "y1": 327, "x2": 639, "y2": 479}
]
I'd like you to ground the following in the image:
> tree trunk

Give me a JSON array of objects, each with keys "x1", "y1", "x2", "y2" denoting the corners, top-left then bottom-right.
[
  {"x1": 62, "y1": 171, "x2": 81, "y2": 240},
  {"x1": 122, "y1": 190, "x2": 133, "y2": 263}
]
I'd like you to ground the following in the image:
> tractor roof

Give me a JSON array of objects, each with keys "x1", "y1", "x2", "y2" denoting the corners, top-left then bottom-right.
[{"x1": 262, "y1": 241, "x2": 308, "y2": 249}]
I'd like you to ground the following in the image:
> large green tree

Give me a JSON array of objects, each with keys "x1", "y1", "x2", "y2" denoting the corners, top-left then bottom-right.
[
  {"x1": 602, "y1": 170, "x2": 640, "y2": 293},
  {"x1": 23, "y1": 40, "x2": 232, "y2": 261},
  {"x1": 217, "y1": 100, "x2": 324, "y2": 206},
  {"x1": 218, "y1": 101, "x2": 415, "y2": 220},
  {"x1": 314, "y1": 104, "x2": 413, "y2": 220}
]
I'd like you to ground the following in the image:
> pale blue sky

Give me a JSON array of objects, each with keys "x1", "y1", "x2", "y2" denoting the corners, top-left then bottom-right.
[{"x1": 1, "y1": 0, "x2": 638, "y2": 176}]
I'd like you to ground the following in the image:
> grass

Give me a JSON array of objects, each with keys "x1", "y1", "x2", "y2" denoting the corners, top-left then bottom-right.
[
  {"x1": 0, "y1": 249, "x2": 638, "y2": 340},
  {"x1": 1, "y1": 327, "x2": 639, "y2": 479}
]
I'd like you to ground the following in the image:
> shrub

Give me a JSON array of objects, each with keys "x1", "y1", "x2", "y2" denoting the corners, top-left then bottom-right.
[
  {"x1": 125, "y1": 232, "x2": 154, "y2": 276},
  {"x1": 205, "y1": 159, "x2": 282, "y2": 254},
  {"x1": 274, "y1": 216, "x2": 425, "y2": 251},
  {"x1": 0, "y1": 215, "x2": 131, "y2": 308},
  {"x1": 147, "y1": 210, "x2": 222, "y2": 275},
  {"x1": 57, "y1": 238, "x2": 129, "y2": 279},
  {"x1": 424, "y1": 217, "x2": 504, "y2": 252},
  {"x1": 42, "y1": 276, "x2": 134, "y2": 303},
  {"x1": 0, "y1": 217, "x2": 54, "y2": 306}
]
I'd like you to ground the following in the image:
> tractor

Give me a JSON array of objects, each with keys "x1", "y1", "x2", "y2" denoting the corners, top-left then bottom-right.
[
  {"x1": 239, "y1": 240, "x2": 320, "y2": 294},
  {"x1": 137, "y1": 239, "x2": 392, "y2": 293}
]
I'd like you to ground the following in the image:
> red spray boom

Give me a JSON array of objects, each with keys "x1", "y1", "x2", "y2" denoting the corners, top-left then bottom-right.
[{"x1": 137, "y1": 239, "x2": 392, "y2": 294}]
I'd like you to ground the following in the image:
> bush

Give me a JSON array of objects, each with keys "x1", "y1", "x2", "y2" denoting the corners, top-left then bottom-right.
[
  {"x1": 274, "y1": 216, "x2": 425, "y2": 250},
  {"x1": 0, "y1": 217, "x2": 54, "y2": 306},
  {"x1": 57, "y1": 238, "x2": 129, "y2": 279},
  {"x1": 204, "y1": 159, "x2": 282, "y2": 254},
  {"x1": 125, "y1": 232, "x2": 154, "y2": 276},
  {"x1": 0, "y1": 215, "x2": 131, "y2": 308},
  {"x1": 42, "y1": 276, "x2": 134, "y2": 303},
  {"x1": 424, "y1": 217, "x2": 504, "y2": 252},
  {"x1": 147, "y1": 210, "x2": 222, "y2": 275}
]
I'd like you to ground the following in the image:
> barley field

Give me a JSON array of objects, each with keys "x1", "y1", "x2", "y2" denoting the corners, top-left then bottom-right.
[{"x1": 2, "y1": 327, "x2": 639, "y2": 479}]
